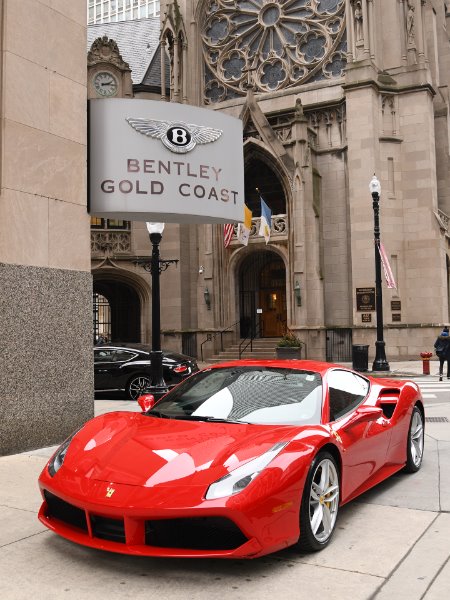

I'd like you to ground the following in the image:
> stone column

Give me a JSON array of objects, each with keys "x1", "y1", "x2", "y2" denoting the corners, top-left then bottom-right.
[
  {"x1": 399, "y1": 0, "x2": 407, "y2": 64},
  {"x1": 173, "y1": 37, "x2": 180, "y2": 102},
  {"x1": 160, "y1": 40, "x2": 167, "y2": 101},
  {"x1": 345, "y1": 0, "x2": 354, "y2": 62},
  {"x1": 415, "y1": 0, "x2": 425, "y2": 64},
  {"x1": 182, "y1": 42, "x2": 188, "y2": 103},
  {"x1": 367, "y1": 0, "x2": 375, "y2": 61},
  {"x1": 362, "y1": 0, "x2": 370, "y2": 57}
]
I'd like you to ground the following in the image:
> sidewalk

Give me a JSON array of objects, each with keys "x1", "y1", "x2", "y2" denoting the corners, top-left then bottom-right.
[{"x1": 0, "y1": 361, "x2": 449, "y2": 599}]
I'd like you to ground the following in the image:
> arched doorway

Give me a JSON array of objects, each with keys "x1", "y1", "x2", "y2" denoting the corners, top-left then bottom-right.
[
  {"x1": 244, "y1": 155, "x2": 287, "y2": 216},
  {"x1": 93, "y1": 279, "x2": 141, "y2": 343},
  {"x1": 239, "y1": 251, "x2": 287, "y2": 338}
]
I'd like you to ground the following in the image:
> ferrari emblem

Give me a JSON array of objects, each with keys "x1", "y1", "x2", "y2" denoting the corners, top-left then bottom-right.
[
  {"x1": 105, "y1": 487, "x2": 115, "y2": 498},
  {"x1": 126, "y1": 117, "x2": 223, "y2": 154}
]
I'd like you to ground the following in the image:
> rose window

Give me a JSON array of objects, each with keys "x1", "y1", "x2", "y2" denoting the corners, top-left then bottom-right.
[{"x1": 202, "y1": 0, "x2": 347, "y2": 103}]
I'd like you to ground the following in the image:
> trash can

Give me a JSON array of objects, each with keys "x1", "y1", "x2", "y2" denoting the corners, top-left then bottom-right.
[{"x1": 352, "y1": 344, "x2": 369, "y2": 372}]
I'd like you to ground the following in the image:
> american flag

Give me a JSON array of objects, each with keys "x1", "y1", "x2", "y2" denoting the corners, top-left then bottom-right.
[
  {"x1": 378, "y1": 242, "x2": 397, "y2": 289},
  {"x1": 223, "y1": 223, "x2": 234, "y2": 248}
]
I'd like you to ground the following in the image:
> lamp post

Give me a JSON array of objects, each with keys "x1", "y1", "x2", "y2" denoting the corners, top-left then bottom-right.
[
  {"x1": 146, "y1": 222, "x2": 167, "y2": 395},
  {"x1": 370, "y1": 175, "x2": 390, "y2": 372}
]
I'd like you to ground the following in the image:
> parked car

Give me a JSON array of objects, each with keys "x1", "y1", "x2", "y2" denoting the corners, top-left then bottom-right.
[
  {"x1": 94, "y1": 343, "x2": 198, "y2": 399},
  {"x1": 39, "y1": 360, "x2": 424, "y2": 558}
]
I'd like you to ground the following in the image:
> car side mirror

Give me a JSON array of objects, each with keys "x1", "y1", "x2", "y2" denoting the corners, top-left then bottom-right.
[
  {"x1": 343, "y1": 405, "x2": 384, "y2": 429},
  {"x1": 137, "y1": 394, "x2": 156, "y2": 412}
]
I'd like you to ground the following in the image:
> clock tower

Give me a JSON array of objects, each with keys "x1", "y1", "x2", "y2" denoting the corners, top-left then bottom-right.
[{"x1": 87, "y1": 35, "x2": 133, "y2": 99}]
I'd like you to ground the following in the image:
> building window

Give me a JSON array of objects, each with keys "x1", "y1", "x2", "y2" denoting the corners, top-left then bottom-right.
[
  {"x1": 90, "y1": 217, "x2": 130, "y2": 230},
  {"x1": 93, "y1": 293, "x2": 111, "y2": 343},
  {"x1": 87, "y1": 0, "x2": 160, "y2": 24}
]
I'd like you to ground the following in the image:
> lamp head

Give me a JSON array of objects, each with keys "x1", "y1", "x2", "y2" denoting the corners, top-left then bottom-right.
[
  {"x1": 369, "y1": 175, "x2": 381, "y2": 196},
  {"x1": 204, "y1": 287, "x2": 211, "y2": 310},
  {"x1": 294, "y1": 280, "x2": 302, "y2": 307},
  {"x1": 146, "y1": 222, "x2": 165, "y2": 235}
]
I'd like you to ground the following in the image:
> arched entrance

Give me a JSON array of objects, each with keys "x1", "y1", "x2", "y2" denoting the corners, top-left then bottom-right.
[
  {"x1": 239, "y1": 251, "x2": 287, "y2": 338},
  {"x1": 244, "y1": 155, "x2": 287, "y2": 216},
  {"x1": 93, "y1": 279, "x2": 141, "y2": 343}
]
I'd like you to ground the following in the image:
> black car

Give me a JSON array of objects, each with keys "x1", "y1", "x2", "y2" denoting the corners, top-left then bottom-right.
[{"x1": 94, "y1": 344, "x2": 199, "y2": 400}]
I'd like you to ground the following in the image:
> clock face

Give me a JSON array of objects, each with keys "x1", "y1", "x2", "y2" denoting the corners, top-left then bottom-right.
[{"x1": 93, "y1": 71, "x2": 118, "y2": 97}]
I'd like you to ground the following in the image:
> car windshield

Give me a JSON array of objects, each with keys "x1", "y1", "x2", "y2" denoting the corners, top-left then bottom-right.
[{"x1": 146, "y1": 366, "x2": 323, "y2": 426}]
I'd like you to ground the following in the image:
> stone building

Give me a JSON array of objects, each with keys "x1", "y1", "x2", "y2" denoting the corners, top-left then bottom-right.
[
  {"x1": 88, "y1": 0, "x2": 450, "y2": 365},
  {"x1": 1, "y1": 1, "x2": 92, "y2": 455}
]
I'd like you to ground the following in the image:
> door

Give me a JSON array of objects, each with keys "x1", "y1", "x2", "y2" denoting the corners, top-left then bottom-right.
[{"x1": 259, "y1": 289, "x2": 286, "y2": 337}]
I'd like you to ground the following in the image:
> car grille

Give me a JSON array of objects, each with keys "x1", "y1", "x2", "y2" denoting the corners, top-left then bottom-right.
[
  {"x1": 44, "y1": 490, "x2": 88, "y2": 532},
  {"x1": 145, "y1": 517, "x2": 248, "y2": 550},
  {"x1": 44, "y1": 492, "x2": 247, "y2": 551},
  {"x1": 44, "y1": 491, "x2": 125, "y2": 543},
  {"x1": 91, "y1": 515, "x2": 125, "y2": 543}
]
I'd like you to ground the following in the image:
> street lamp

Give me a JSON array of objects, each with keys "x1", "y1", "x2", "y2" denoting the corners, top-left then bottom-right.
[
  {"x1": 370, "y1": 175, "x2": 390, "y2": 372},
  {"x1": 146, "y1": 222, "x2": 167, "y2": 396}
]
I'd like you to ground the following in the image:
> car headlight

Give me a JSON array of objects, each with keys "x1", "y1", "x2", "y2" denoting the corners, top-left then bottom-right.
[
  {"x1": 205, "y1": 442, "x2": 288, "y2": 500},
  {"x1": 48, "y1": 431, "x2": 79, "y2": 477}
]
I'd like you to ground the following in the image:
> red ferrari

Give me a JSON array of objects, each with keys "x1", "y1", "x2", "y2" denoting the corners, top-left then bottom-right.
[{"x1": 38, "y1": 360, "x2": 425, "y2": 558}]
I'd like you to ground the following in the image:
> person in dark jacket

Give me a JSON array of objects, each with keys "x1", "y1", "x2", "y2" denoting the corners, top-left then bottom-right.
[{"x1": 434, "y1": 326, "x2": 450, "y2": 381}]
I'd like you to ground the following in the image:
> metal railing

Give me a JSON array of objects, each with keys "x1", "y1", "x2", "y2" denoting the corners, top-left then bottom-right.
[
  {"x1": 200, "y1": 320, "x2": 240, "y2": 361},
  {"x1": 239, "y1": 321, "x2": 262, "y2": 359}
]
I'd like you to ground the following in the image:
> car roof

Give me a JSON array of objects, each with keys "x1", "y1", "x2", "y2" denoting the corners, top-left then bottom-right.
[
  {"x1": 94, "y1": 343, "x2": 194, "y2": 361},
  {"x1": 204, "y1": 359, "x2": 350, "y2": 377}
]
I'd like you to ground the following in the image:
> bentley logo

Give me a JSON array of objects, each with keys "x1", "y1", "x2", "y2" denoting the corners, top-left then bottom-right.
[
  {"x1": 126, "y1": 117, "x2": 223, "y2": 154},
  {"x1": 105, "y1": 486, "x2": 115, "y2": 498}
]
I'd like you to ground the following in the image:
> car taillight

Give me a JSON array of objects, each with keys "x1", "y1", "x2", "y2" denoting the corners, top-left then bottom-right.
[{"x1": 173, "y1": 365, "x2": 188, "y2": 374}]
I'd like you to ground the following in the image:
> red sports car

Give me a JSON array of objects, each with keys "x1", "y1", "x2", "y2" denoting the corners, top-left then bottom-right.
[{"x1": 38, "y1": 360, "x2": 425, "y2": 558}]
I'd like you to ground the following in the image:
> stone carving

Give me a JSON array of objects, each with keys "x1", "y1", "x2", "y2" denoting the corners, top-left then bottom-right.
[
  {"x1": 91, "y1": 232, "x2": 131, "y2": 254},
  {"x1": 354, "y1": 1, "x2": 363, "y2": 43},
  {"x1": 228, "y1": 215, "x2": 288, "y2": 244},
  {"x1": 406, "y1": 0, "x2": 415, "y2": 48},
  {"x1": 88, "y1": 35, "x2": 130, "y2": 70},
  {"x1": 202, "y1": 0, "x2": 347, "y2": 103}
]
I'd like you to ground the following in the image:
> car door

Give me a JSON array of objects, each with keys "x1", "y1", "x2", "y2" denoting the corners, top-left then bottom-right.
[
  {"x1": 94, "y1": 348, "x2": 117, "y2": 390},
  {"x1": 326, "y1": 369, "x2": 392, "y2": 502}
]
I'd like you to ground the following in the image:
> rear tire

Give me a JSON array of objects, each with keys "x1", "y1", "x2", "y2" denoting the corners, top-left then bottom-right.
[
  {"x1": 127, "y1": 375, "x2": 151, "y2": 400},
  {"x1": 298, "y1": 451, "x2": 340, "y2": 552},
  {"x1": 403, "y1": 405, "x2": 424, "y2": 473}
]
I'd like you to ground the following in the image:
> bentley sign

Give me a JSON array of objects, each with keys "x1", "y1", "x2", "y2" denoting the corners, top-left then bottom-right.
[{"x1": 89, "y1": 99, "x2": 244, "y2": 223}]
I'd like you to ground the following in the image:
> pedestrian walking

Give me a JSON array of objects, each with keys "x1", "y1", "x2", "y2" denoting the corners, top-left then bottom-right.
[{"x1": 434, "y1": 326, "x2": 450, "y2": 381}]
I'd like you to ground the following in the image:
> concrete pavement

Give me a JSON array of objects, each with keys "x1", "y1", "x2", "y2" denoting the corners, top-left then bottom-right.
[{"x1": 1, "y1": 361, "x2": 449, "y2": 599}]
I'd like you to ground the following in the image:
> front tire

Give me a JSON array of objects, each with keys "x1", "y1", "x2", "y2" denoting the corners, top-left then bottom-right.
[
  {"x1": 403, "y1": 405, "x2": 424, "y2": 473},
  {"x1": 298, "y1": 452, "x2": 340, "y2": 552},
  {"x1": 127, "y1": 375, "x2": 151, "y2": 400}
]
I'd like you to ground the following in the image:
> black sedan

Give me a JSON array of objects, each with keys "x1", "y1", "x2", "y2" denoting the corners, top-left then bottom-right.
[{"x1": 94, "y1": 344, "x2": 199, "y2": 400}]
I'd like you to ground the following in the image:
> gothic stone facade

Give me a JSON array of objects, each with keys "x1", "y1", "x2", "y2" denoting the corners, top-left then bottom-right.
[{"x1": 90, "y1": 0, "x2": 450, "y2": 363}]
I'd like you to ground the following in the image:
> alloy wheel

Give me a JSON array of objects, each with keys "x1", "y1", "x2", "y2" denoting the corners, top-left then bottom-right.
[
  {"x1": 410, "y1": 409, "x2": 424, "y2": 468},
  {"x1": 308, "y1": 457, "x2": 339, "y2": 543},
  {"x1": 128, "y1": 376, "x2": 151, "y2": 400}
]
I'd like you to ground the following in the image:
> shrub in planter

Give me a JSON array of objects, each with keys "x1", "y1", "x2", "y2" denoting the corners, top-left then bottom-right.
[{"x1": 276, "y1": 332, "x2": 304, "y2": 359}]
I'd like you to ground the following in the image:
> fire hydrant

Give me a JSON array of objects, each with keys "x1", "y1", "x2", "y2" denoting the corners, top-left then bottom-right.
[{"x1": 420, "y1": 352, "x2": 433, "y2": 375}]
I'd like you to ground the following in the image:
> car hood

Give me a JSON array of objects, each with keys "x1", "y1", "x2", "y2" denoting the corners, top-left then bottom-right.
[{"x1": 61, "y1": 412, "x2": 298, "y2": 488}]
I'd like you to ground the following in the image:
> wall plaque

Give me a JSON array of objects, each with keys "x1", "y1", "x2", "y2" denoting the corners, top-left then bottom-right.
[
  {"x1": 391, "y1": 300, "x2": 401, "y2": 311},
  {"x1": 356, "y1": 288, "x2": 375, "y2": 311},
  {"x1": 392, "y1": 313, "x2": 401, "y2": 322},
  {"x1": 362, "y1": 313, "x2": 372, "y2": 323}
]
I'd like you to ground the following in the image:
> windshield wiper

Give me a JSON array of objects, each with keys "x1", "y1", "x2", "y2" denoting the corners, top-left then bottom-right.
[
  {"x1": 146, "y1": 409, "x2": 171, "y2": 419},
  {"x1": 174, "y1": 415, "x2": 249, "y2": 424}
]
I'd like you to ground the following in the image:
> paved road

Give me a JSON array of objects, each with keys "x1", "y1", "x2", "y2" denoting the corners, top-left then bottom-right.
[{"x1": 1, "y1": 383, "x2": 449, "y2": 599}]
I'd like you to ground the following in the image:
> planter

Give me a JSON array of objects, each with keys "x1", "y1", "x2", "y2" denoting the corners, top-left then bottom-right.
[{"x1": 276, "y1": 346, "x2": 302, "y2": 359}]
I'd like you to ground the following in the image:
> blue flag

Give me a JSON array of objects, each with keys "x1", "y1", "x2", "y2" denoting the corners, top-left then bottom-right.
[{"x1": 258, "y1": 196, "x2": 272, "y2": 244}]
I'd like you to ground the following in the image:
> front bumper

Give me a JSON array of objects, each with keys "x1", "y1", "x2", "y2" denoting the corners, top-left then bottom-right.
[{"x1": 38, "y1": 468, "x2": 300, "y2": 559}]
